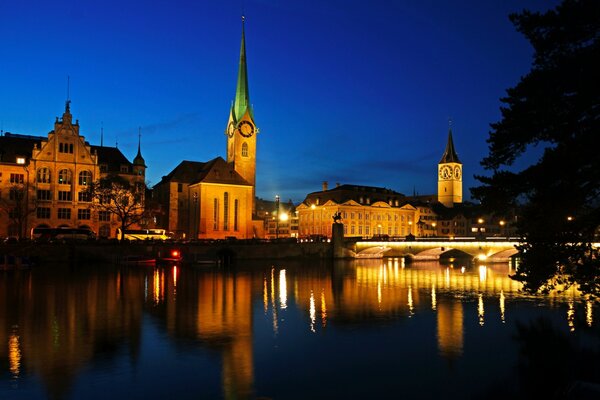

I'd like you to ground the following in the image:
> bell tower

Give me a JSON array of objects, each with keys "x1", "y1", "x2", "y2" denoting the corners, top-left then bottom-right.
[
  {"x1": 437, "y1": 127, "x2": 462, "y2": 207},
  {"x1": 226, "y1": 16, "x2": 257, "y2": 213}
]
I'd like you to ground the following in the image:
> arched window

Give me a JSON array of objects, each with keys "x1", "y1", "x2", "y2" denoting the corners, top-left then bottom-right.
[
  {"x1": 37, "y1": 167, "x2": 51, "y2": 183},
  {"x1": 241, "y1": 142, "x2": 248, "y2": 157},
  {"x1": 78, "y1": 170, "x2": 92, "y2": 185},
  {"x1": 58, "y1": 169, "x2": 72, "y2": 185}
]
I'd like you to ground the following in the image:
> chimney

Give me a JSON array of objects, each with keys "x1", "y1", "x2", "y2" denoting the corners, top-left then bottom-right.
[{"x1": 322, "y1": 181, "x2": 328, "y2": 192}]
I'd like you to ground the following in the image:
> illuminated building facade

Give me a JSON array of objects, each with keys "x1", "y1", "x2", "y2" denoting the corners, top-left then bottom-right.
[
  {"x1": 437, "y1": 128, "x2": 462, "y2": 207},
  {"x1": 153, "y1": 18, "x2": 257, "y2": 239},
  {"x1": 0, "y1": 102, "x2": 146, "y2": 239},
  {"x1": 297, "y1": 183, "x2": 426, "y2": 238}
]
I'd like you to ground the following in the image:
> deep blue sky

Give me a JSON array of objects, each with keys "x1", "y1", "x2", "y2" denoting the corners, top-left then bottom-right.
[{"x1": 0, "y1": 0, "x2": 557, "y2": 203}]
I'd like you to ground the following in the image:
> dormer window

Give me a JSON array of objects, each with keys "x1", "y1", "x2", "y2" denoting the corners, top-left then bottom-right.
[
  {"x1": 16, "y1": 157, "x2": 26, "y2": 164},
  {"x1": 120, "y1": 165, "x2": 129, "y2": 173}
]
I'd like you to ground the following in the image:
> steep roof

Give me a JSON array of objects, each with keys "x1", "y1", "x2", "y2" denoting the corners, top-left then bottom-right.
[
  {"x1": 232, "y1": 16, "x2": 253, "y2": 121},
  {"x1": 155, "y1": 157, "x2": 251, "y2": 187},
  {"x1": 0, "y1": 133, "x2": 44, "y2": 162},
  {"x1": 92, "y1": 145, "x2": 133, "y2": 173},
  {"x1": 439, "y1": 129, "x2": 461, "y2": 164}
]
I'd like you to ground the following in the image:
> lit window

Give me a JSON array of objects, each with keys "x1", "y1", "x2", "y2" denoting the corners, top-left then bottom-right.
[
  {"x1": 241, "y1": 142, "x2": 248, "y2": 157},
  {"x1": 16, "y1": 157, "x2": 26, "y2": 164},
  {"x1": 78, "y1": 170, "x2": 92, "y2": 185}
]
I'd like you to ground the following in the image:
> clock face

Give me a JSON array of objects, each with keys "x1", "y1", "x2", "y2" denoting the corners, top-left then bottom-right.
[
  {"x1": 439, "y1": 165, "x2": 453, "y2": 180},
  {"x1": 238, "y1": 120, "x2": 255, "y2": 137},
  {"x1": 227, "y1": 122, "x2": 235, "y2": 138},
  {"x1": 454, "y1": 166, "x2": 461, "y2": 180}
]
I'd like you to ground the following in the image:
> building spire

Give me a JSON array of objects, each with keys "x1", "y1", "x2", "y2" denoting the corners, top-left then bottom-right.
[
  {"x1": 134, "y1": 126, "x2": 146, "y2": 167},
  {"x1": 233, "y1": 15, "x2": 252, "y2": 121},
  {"x1": 439, "y1": 124, "x2": 461, "y2": 164}
]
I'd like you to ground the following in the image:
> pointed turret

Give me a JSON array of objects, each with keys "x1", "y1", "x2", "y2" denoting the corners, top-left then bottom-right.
[
  {"x1": 133, "y1": 128, "x2": 146, "y2": 167},
  {"x1": 232, "y1": 16, "x2": 252, "y2": 121},
  {"x1": 439, "y1": 129, "x2": 460, "y2": 164},
  {"x1": 62, "y1": 100, "x2": 73, "y2": 124}
]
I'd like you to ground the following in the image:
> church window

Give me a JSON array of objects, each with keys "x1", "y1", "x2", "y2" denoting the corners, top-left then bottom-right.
[
  {"x1": 241, "y1": 142, "x2": 248, "y2": 157},
  {"x1": 78, "y1": 170, "x2": 92, "y2": 185},
  {"x1": 223, "y1": 192, "x2": 229, "y2": 231},
  {"x1": 234, "y1": 199, "x2": 239, "y2": 231},
  {"x1": 37, "y1": 168, "x2": 51, "y2": 183},
  {"x1": 58, "y1": 169, "x2": 72, "y2": 185},
  {"x1": 213, "y1": 198, "x2": 219, "y2": 230}
]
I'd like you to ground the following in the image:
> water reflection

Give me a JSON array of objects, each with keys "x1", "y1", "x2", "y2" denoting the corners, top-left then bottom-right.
[{"x1": 0, "y1": 259, "x2": 596, "y2": 399}]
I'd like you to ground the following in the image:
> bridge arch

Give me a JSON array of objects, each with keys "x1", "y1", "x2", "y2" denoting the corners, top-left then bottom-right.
[{"x1": 413, "y1": 247, "x2": 472, "y2": 261}]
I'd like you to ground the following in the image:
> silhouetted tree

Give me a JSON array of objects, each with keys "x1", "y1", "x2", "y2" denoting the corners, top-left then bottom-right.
[
  {"x1": 472, "y1": 0, "x2": 600, "y2": 295},
  {"x1": 87, "y1": 175, "x2": 149, "y2": 240},
  {"x1": 0, "y1": 184, "x2": 36, "y2": 239}
]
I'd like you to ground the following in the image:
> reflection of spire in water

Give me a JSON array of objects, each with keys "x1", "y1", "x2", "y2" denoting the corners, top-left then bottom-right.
[
  {"x1": 499, "y1": 291, "x2": 505, "y2": 323},
  {"x1": 437, "y1": 301, "x2": 464, "y2": 359},
  {"x1": 309, "y1": 290, "x2": 316, "y2": 333},
  {"x1": 586, "y1": 301, "x2": 593, "y2": 327},
  {"x1": 478, "y1": 294, "x2": 485, "y2": 326},
  {"x1": 279, "y1": 269, "x2": 287, "y2": 310},
  {"x1": 431, "y1": 284, "x2": 437, "y2": 311},
  {"x1": 567, "y1": 301, "x2": 575, "y2": 332}
]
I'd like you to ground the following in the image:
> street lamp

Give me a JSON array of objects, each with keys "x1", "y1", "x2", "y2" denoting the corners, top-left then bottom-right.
[
  {"x1": 275, "y1": 195, "x2": 280, "y2": 239},
  {"x1": 499, "y1": 220, "x2": 505, "y2": 238}
]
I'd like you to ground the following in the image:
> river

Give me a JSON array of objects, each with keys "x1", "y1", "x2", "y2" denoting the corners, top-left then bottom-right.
[{"x1": 1, "y1": 258, "x2": 598, "y2": 399}]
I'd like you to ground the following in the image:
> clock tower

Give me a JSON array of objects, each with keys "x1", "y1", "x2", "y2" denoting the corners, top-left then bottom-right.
[
  {"x1": 437, "y1": 128, "x2": 462, "y2": 207},
  {"x1": 226, "y1": 16, "x2": 257, "y2": 214}
]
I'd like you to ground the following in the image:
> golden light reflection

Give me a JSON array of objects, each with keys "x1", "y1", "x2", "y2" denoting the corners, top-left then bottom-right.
[
  {"x1": 567, "y1": 301, "x2": 575, "y2": 332},
  {"x1": 478, "y1": 294, "x2": 485, "y2": 326},
  {"x1": 377, "y1": 281, "x2": 382, "y2": 306},
  {"x1": 8, "y1": 329, "x2": 21, "y2": 378},
  {"x1": 172, "y1": 266, "x2": 178, "y2": 290},
  {"x1": 270, "y1": 267, "x2": 278, "y2": 335},
  {"x1": 500, "y1": 291, "x2": 505, "y2": 323},
  {"x1": 309, "y1": 290, "x2": 316, "y2": 333},
  {"x1": 586, "y1": 301, "x2": 593, "y2": 327},
  {"x1": 408, "y1": 285, "x2": 414, "y2": 316},
  {"x1": 153, "y1": 268, "x2": 164, "y2": 304},
  {"x1": 445, "y1": 267, "x2": 450, "y2": 287},
  {"x1": 321, "y1": 289, "x2": 328, "y2": 328},
  {"x1": 263, "y1": 275, "x2": 268, "y2": 313},
  {"x1": 479, "y1": 265, "x2": 487, "y2": 282},
  {"x1": 431, "y1": 284, "x2": 437, "y2": 311},
  {"x1": 279, "y1": 269, "x2": 287, "y2": 310},
  {"x1": 116, "y1": 271, "x2": 121, "y2": 300}
]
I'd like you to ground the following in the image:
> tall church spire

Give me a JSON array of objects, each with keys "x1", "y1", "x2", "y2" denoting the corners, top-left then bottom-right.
[
  {"x1": 440, "y1": 128, "x2": 461, "y2": 164},
  {"x1": 233, "y1": 15, "x2": 252, "y2": 121}
]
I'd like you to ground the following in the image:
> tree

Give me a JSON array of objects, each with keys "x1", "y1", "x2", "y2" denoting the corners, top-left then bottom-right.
[
  {"x1": 87, "y1": 175, "x2": 149, "y2": 241},
  {"x1": 0, "y1": 184, "x2": 36, "y2": 239},
  {"x1": 472, "y1": 0, "x2": 600, "y2": 296}
]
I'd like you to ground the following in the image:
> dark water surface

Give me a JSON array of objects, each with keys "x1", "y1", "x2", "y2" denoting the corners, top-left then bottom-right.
[{"x1": 1, "y1": 259, "x2": 599, "y2": 399}]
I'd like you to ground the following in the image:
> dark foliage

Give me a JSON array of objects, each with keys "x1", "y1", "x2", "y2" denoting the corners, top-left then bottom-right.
[{"x1": 472, "y1": 0, "x2": 600, "y2": 296}]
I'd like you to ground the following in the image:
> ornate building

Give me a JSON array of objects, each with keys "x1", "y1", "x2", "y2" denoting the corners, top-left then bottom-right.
[
  {"x1": 153, "y1": 18, "x2": 258, "y2": 239},
  {"x1": 0, "y1": 102, "x2": 146, "y2": 239}
]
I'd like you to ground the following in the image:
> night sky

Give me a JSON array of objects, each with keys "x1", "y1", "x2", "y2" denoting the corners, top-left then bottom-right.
[{"x1": 0, "y1": 0, "x2": 557, "y2": 203}]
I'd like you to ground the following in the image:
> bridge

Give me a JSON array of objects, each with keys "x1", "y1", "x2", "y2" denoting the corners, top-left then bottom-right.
[{"x1": 350, "y1": 238, "x2": 521, "y2": 263}]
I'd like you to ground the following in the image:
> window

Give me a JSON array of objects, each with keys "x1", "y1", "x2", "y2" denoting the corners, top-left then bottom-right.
[
  {"x1": 99, "y1": 211, "x2": 111, "y2": 221},
  {"x1": 177, "y1": 183, "x2": 183, "y2": 193},
  {"x1": 16, "y1": 157, "x2": 26, "y2": 164},
  {"x1": 120, "y1": 165, "x2": 129, "y2": 173},
  {"x1": 99, "y1": 225, "x2": 111, "y2": 238},
  {"x1": 213, "y1": 198, "x2": 219, "y2": 230},
  {"x1": 58, "y1": 208, "x2": 71, "y2": 219},
  {"x1": 37, "y1": 190, "x2": 52, "y2": 201},
  {"x1": 10, "y1": 173, "x2": 24, "y2": 184},
  {"x1": 9, "y1": 188, "x2": 23, "y2": 201},
  {"x1": 78, "y1": 170, "x2": 92, "y2": 185},
  {"x1": 37, "y1": 207, "x2": 51, "y2": 219},
  {"x1": 77, "y1": 209, "x2": 91, "y2": 220},
  {"x1": 351, "y1": 225, "x2": 355, "y2": 235},
  {"x1": 78, "y1": 191, "x2": 91, "y2": 202},
  {"x1": 37, "y1": 168, "x2": 51, "y2": 183},
  {"x1": 58, "y1": 169, "x2": 72, "y2": 185},
  {"x1": 234, "y1": 199, "x2": 239, "y2": 231},
  {"x1": 223, "y1": 192, "x2": 229, "y2": 230},
  {"x1": 359, "y1": 225, "x2": 363, "y2": 235},
  {"x1": 59, "y1": 143, "x2": 74, "y2": 153},
  {"x1": 241, "y1": 142, "x2": 248, "y2": 157},
  {"x1": 99, "y1": 164, "x2": 108, "y2": 173},
  {"x1": 58, "y1": 191, "x2": 72, "y2": 201},
  {"x1": 366, "y1": 226, "x2": 370, "y2": 235}
]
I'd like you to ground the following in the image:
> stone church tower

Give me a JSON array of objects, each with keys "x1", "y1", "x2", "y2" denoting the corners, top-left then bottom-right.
[
  {"x1": 437, "y1": 128, "x2": 462, "y2": 207},
  {"x1": 226, "y1": 16, "x2": 258, "y2": 214}
]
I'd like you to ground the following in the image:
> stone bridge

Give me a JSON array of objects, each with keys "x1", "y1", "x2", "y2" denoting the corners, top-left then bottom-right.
[{"x1": 350, "y1": 238, "x2": 520, "y2": 263}]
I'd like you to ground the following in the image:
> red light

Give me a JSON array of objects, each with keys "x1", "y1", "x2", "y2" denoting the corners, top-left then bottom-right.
[{"x1": 171, "y1": 250, "x2": 180, "y2": 257}]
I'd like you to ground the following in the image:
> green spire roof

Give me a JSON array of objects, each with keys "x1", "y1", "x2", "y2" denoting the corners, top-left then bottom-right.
[
  {"x1": 440, "y1": 129, "x2": 461, "y2": 164},
  {"x1": 233, "y1": 16, "x2": 252, "y2": 121}
]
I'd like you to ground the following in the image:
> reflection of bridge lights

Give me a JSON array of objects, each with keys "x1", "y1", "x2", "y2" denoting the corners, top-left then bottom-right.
[
  {"x1": 408, "y1": 286, "x2": 414, "y2": 316},
  {"x1": 321, "y1": 289, "x2": 328, "y2": 328},
  {"x1": 568, "y1": 301, "x2": 575, "y2": 332},
  {"x1": 309, "y1": 290, "x2": 316, "y2": 333},
  {"x1": 431, "y1": 284, "x2": 437, "y2": 310},
  {"x1": 500, "y1": 291, "x2": 505, "y2": 323},
  {"x1": 478, "y1": 266, "x2": 487, "y2": 282},
  {"x1": 478, "y1": 294, "x2": 485, "y2": 326},
  {"x1": 9, "y1": 330, "x2": 21, "y2": 378},
  {"x1": 263, "y1": 276, "x2": 268, "y2": 313},
  {"x1": 586, "y1": 301, "x2": 593, "y2": 327},
  {"x1": 460, "y1": 267, "x2": 466, "y2": 274},
  {"x1": 477, "y1": 254, "x2": 488, "y2": 261}
]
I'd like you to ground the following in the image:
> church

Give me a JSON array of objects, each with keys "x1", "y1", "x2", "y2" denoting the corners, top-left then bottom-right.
[{"x1": 152, "y1": 18, "x2": 259, "y2": 239}]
